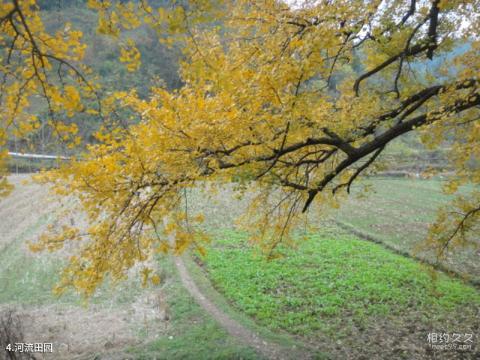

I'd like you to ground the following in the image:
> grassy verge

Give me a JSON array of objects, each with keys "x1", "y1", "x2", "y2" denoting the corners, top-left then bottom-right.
[
  {"x1": 128, "y1": 257, "x2": 263, "y2": 360},
  {"x1": 200, "y1": 226, "x2": 480, "y2": 359}
]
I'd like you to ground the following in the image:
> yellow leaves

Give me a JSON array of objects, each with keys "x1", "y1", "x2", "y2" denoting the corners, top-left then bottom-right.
[
  {"x1": 0, "y1": 0, "x2": 95, "y2": 161},
  {"x1": 97, "y1": 11, "x2": 120, "y2": 36},
  {"x1": 63, "y1": 85, "x2": 83, "y2": 116},
  {"x1": 427, "y1": 192, "x2": 480, "y2": 260},
  {"x1": 30, "y1": 225, "x2": 80, "y2": 253},
  {"x1": 174, "y1": 231, "x2": 191, "y2": 255},
  {"x1": 151, "y1": 274, "x2": 161, "y2": 285},
  {"x1": 140, "y1": 267, "x2": 152, "y2": 287},
  {"x1": 438, "y1": 0, "x2": 457, "y2": 11},
  {"x1": 193, "y1": 213, "x2": 205, "y2": 223},
  {"x1": 163, "y1": 221, "x2": 177, "y2": 236},
  {"x1": 0, "y1": 2, "x2": 14, "y2": 16},
  {"x1": 443, "y1": 180, "x2": 459, "y2": 194},
  {"x1": 156, "y1": 242, "x2": 170, "y2": 254},
  {"x1": 50, "y1": 120, "x2": 79, "y2": 143},
  {"x1": 117, "y1": 2, "x2": 141, "y2": 30},
  {"x1": 119, "y1": 38, "x2": 141, "y2": 72},
  {"x1": 94, "y1": 1, "x2": 142, "y2": 36},
  {"x1": 13, "y1": 114, "x2": 40, "y2": 137},
  {"x1": 86, "y1": 0, "x2": 110, "y2": 11},
  {"x1": 196, "y1": 245, "x2": 207, "y2": 257},
  {"x1": 0, "y1": 149, "x2": 13, "y2": 198},
  {"x1": 141, "y1": 268, "x2": 162, "y2": 287},
  {"x1": 85, "y1": 108, "x2": 99, "y2": 115}
]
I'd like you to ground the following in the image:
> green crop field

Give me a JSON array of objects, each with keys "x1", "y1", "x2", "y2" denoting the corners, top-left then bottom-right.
[{"x1": 199, "y1": 226, "x2": 479, "y2": 359}]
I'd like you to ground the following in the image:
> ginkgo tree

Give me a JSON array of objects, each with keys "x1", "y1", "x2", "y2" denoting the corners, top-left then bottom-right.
[{"x1": 1, "y1": 0, "x2": 479, "y2": 297}]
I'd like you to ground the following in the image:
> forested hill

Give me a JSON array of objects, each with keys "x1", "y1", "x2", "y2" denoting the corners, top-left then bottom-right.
[
  {"x1": 6, "y1": 0, "x2": 181, "y2": 157},
  {"x1": 40, "y1": 1, "x2": 182, "y2": 95}
]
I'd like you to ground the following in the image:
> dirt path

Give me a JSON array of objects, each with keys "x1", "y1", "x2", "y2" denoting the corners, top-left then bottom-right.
[
  {"x1": 173, "y1": 255, "x2": 287, "y2": 359},
  {"x1": 163, "y1": 212, "x2": 296, "y2": 359}
]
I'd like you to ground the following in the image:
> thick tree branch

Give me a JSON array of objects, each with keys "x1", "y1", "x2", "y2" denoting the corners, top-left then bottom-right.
[
  {"x1": 426, "y1": 0, "x2": 440, "y2": 60},
  {"x1": 301, "y1": 89, "x2": 480, "y2": 212},
  {"x1": 332, "y1": 145, "x2": 385, "y2": 194}
]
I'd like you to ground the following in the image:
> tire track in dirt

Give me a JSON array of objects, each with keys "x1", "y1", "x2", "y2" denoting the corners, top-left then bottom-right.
[
  {"x1": 164, "y1": 215, "x2": 297, "y2": 359},
  {"x1": 161, "y1": 202, "x2": 315, "y2": 360}
]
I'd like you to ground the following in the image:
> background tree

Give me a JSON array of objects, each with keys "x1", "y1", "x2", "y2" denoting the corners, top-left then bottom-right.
[{"x1": 1, "y1": 0, "x2": 479, "y2": 297}]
